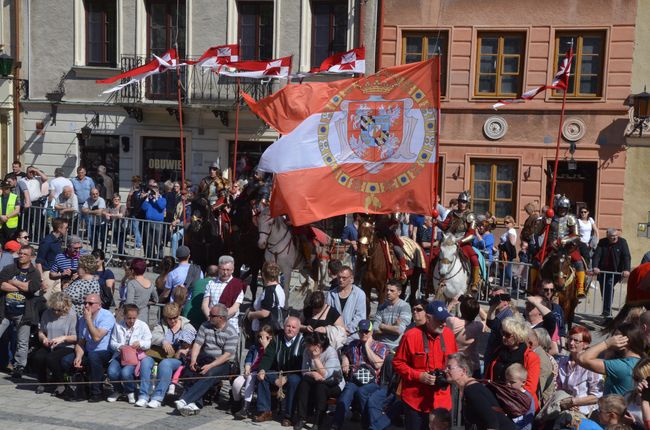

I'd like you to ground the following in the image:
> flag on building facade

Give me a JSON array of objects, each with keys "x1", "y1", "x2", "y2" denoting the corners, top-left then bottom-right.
[
  {"x1": 251, "y1": 58, "x2": 439, "y2": 225},
  {"x1": 311, "y1": 47, "x2": 365, "y2": 74},
  {"x1": 219, "y1": 56, "x2": 292, "y2": 79},
  {"x1": 96, "y1": 49, "x2": 180, "y2": 94},
  {"x1": 493, "y1": 48, "x2": 573, "y2": 109},
  {"x1": 189, "y1": 44, "x2": 239, "y2": 69}
]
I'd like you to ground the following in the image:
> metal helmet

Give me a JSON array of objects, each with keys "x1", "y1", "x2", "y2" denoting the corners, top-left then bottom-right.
[
  {"x1": 554, "y1": 194, "x2": 570, "y2": 210},
  {"x1": 458, "y1": 190, "x2": 471, "y2": 204}
]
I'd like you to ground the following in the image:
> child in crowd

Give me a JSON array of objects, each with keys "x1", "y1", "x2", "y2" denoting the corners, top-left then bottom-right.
[
  {"x1": 429, "y1": 408, "x2": 451, "y2": 430},
  {"x1": 506, "y1": 363, "x2": 535, "y2": 430},
  {"x1": 597, "y1": 395, "x2": 628, "y2": 428},
  {"x1": 167, "y1": 328, "x2": 196, "y2": 396}
]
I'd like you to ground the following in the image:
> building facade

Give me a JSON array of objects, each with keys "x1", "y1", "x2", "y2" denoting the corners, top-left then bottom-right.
[{"x1": 378, "y1": 0, "x2": 635, "y2": 237}]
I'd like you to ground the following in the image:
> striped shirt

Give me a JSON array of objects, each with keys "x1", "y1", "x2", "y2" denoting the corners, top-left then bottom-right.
[
  {"x1": 50, "y1": 250, "x2": 89, "y2": 274},
  {"x1": 195, "y1": 321, "x2": 238, "y2": 359}
]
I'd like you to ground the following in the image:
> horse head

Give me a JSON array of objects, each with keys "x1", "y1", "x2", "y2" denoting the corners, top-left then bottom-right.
[
  {"x1": 542, "y1": 249, "x2": 573, "y2": 291},
  {"x1": 357, "y1": 220, "x2": 375, "y2": 262},
  {"x1": 256, "y1": 206, "x2": 274, "y2": 249},
  {"x1": 438, "y1": 233, "x2": 458, "y2": 277}
]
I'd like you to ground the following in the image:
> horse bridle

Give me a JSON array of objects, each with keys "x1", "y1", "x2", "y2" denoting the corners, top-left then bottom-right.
[
  {"x1": 258, "y1": 214, "x2": 293, "y2": 262},
  {"x1": 432, "y1": 251, "x2": 464, "y2": 283},
  {"x1": 358, "y1": 222, "x2": 375, "y2": 262}
]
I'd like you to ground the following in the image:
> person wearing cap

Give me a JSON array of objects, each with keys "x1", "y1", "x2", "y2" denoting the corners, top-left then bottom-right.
[
  {"x1": 392, "y1": 300, "x2": 458, "y2": 430},
  {"x1": 373, "y1": 280, "x2": 412, "y2": 351},
  {"x1": 0, "y1": 179, "x2": 21, "y2": 245},
  {"x1": 198, "y1": 161, "x2": 228, "y2": 206},
  {"x1": 4, "y1": 240, "x2": 20, "y2": 256},
  {"x1": 159, "y1": 245, "x2": 203, "y2": 304},
  {"x1": 332, "y1": 319, "x2": 389, "y2": 430}
]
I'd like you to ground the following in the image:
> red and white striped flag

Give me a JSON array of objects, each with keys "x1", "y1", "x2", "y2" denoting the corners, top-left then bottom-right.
[
  {"x1": 189, "y1": 44, "x2": 239, "y2": 69},
  {"x1": 311, "y1": 47, "x2": 365, "y2": 74},
  {"x1": 493, "y1": 48, "x2": 573, "y2": 109},
  {"x1": 96, "y1": 49, "x2": 181, "y2": 94},
  {"x1": 218, "y1": 56, "x2": 292, "y2": 79}
]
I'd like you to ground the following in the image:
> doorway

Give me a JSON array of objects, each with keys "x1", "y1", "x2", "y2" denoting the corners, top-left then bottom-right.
[
  {"x1": 79, "y1": 134, "x2": 120, "y2": 189},
  {"x1": 545, "y1": 161, "x2": 597, "y2": 215}
]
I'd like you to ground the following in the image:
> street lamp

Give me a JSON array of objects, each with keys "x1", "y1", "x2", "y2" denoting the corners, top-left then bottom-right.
[{"x1": 626, "y1": 86, "x2": 650, "y2": 137}]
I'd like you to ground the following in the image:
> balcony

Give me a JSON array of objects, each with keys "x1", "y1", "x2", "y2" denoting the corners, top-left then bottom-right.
[{"x1": 107, "y1": 55, "x2": 275, "y2": 107}]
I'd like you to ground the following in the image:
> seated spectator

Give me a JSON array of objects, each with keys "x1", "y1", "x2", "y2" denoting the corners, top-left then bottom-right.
[
  {"x1": 61, "y1": 293, "x2": 116, "y2": 402},
  {"x1": 293, "y1": 332, "x2": 345, "y2": 430},
  {"x1": 175, "y1": 304, "x2": 238, "y2": 416},
  {"x1": 326, "y1": 266, "x2": 366, "y2": 342},
  {"x1": 525, "y1": 295, "x2": 559, "y2": 355},
  {"x1": 140, "y1": 303, "x2": 196, "y2": 408},
  {"x1": 555, "y1": 325, "x2": 603, "y2": 416},
  {"x1": 154, "y1": 256, "x2": 176, "y2": 297},
  {"x1": 91, "y1": 249, "x2": 115, "y2": 309},
  {"x1": 201, "y1": 256, "x2": 245, "y2": 335},
  {"x1": 429, "y1": 408, "x2": 451, "y2": 430},
  {"x1": 327, "y1": 259, "x2": 343, "y2": 291},
  {"x1": 576, "y1": 322, "x2": 643, "y2": 396},
  {"x1": 64, "y1": 254, "x2": 101, "y2": 318},
  {"x1": 372, "y1": 280, "x2": 411, "y2": 351},
  {"x1": 0, "y1": 245, "x2": 43, "y2": 378},
  {"x1": 302, "y1": 290, "x2": 346, "y2": 339},
  {"x1": 55, "y1": 185, "x2": 79, "y2": 221},
  {"x1": 50, "y1": 235, "x2": 85, "y2": 289},
  {"x1": 159, "y1": 245, "x2": 202, "y2": 303},
  {"x1": 4, "y1": 239, "x2": 20, "y2": 256},
  {"x1": 232, "y1": 325, "x2": 274, "y2": 420},
  {"x1": 35, "y1": 217, "x2": 68, "y2": 297},
  {"x1": 107, "y1": 304, "x2": 152, "y2": 405},
  {"x1": 444, "y1": 352, "x2": 516, "y2": 430},
  {"x1": 184, "y1": 264, "x2": 217, "y2": 329},
  {"x1": 446, "y1": 295, "x2": 485, "y2": 377},
  {"x1": 248, "y1": 262, "x2": 285, "y2": 333},
  {"x1": 332, "y1": 320, "x2": 389, "y2": 430},
  {"x1": 13, "y1": 229, "x2": 30, "y2": 247},
  {"x1": 484, "y1": 315, "x2": 541, "y2": 410},
  {"x1": 125, "y1": 258, "x2": 157, "y2": 322},
  {"x1": 254, "y1": 316, "x2": 305, "y2": 425},
  {"x1": 528, "y1": 328, "x2": 557, "y2": 408},
  {"x1": 32, "y1": 292, "x2": 77, "y2": 395},
  {"x1": 539, "y1": 279, "x2": 566, "y2": 344},
  {"x1": 505, "y1": 363, "x2": 535, "y2": 430},
  {"x1": 597, "y1": 395, "x2": 628, "y2": 428}
]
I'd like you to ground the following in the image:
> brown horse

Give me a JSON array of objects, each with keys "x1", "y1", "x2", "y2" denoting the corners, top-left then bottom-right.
[{"x1": 539, "y1": 249, "x2": 579, "y2": 330}]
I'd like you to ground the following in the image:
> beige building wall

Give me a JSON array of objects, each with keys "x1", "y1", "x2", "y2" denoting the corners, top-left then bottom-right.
[{"x1": 622, "y1": 0, "x2": 650, "y2": 265}]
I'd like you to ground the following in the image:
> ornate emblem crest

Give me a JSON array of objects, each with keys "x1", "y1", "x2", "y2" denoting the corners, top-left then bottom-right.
[{"x1": 347, "y1": 100, "x2": 405, "y2": 162}]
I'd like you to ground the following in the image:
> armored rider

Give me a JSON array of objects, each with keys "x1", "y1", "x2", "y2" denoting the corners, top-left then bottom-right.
[
  {"x1": 375, "y1": 215, "x2": 409, "y2": 280},
  {"x1": 198, "y1": 161, "x2": 228, "y2": 207},
  {"x1": 432, "y1": 191, "x2": 481, "y2": 291},
  {"x1": 529, "y1": 195, "x2": 586, "y2": 299}
]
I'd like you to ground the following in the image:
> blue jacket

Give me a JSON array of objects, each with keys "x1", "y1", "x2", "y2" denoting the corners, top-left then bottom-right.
[{"x1": 141, "y1": 195, "x2": 167, "y2": 222}]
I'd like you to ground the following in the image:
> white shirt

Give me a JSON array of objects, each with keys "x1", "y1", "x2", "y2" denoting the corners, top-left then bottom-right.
[
  {"x1": 578, "y1": 217, "x2": 595, "y2": 244},
  {"x1": 252, "y1": 284, "x2": 285, "y2": 332},
  {"x1": 109, "y1": 319, "x2": 152, "y2": 353},
  {"x1": 49, "y1": 177, "x2": 73, "y2": 200},
  {"x1": 500, "y1": 227, "x2": 517, "y2": 244},
  {"x1": 20, "y1": 177, "x2": 43, "y2": 201},
  {"x1": 204, "y1": 276, "x2": 244, "y2": 333}
]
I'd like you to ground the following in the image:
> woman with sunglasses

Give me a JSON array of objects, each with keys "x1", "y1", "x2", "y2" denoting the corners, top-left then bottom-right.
[
  {"x1": 64, "y1": 254, "x2": 101, "y2": 317},
  {"x1": 577, "y1": 207, "x2": 598, "y2": 266},
  {"x1": 13, "y1": 229, "x2": 30, "y2": 246}
]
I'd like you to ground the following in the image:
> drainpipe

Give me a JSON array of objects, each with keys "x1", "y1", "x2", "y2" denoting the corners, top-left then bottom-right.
[
  {"x1": 357, "y1": 0, "x2": 364, "y2": 49},
  {"x1": 374, "y1": 0, "x2": 383, "y2": 71},
  {"x1": 12, "y1": 0, "x2": 22, "y2": 161}
]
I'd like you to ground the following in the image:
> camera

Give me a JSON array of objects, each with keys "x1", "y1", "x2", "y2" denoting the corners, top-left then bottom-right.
[
  {"x1": 488, "y1": 293, "x2": 511, "y2": 306},
  {"x1": 429, "y1": 369, "x2": 449, "y2": 390}
]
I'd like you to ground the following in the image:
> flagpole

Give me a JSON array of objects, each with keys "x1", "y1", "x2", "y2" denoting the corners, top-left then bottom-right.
[
  {"x1": 539, "y1": 45, "x2": 573, "y2": 264},
  {"x1": 233, "y1": 78, "x2": 241, "y2": 181},
  {"x1": 434, "y1": 54, "x2": 441, "y2": 212},
  {"x1": 175, "y1": 49, "x2": 187, "y2": 230}
]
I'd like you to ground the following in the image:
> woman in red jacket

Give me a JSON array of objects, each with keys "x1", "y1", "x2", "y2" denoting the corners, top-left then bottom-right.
[{"x1": 484, "y1": 315, "x2": 541, "y2": 410}]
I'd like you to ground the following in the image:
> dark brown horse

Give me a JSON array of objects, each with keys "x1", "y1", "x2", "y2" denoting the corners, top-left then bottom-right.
[
  {"x1": 540, "y1": 249, "x2": 579, "y2": 330},
  {"x1": 185, "y1": 196, "x2": 227, "y2": 271}
]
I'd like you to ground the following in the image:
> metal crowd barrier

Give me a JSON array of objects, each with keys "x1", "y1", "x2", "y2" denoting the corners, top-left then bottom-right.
[
  {"x1": 482, "y1": 258, "x2": 626, "y2": 318},
  {"x1": 19, "y1": 206, "x2": 182, "y2": 265}
]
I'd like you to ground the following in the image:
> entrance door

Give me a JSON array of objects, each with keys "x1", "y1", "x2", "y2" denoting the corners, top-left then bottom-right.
[
  {"x1": 142, "y1": 136, "x2": 182, "y2": 182},
  {"x1": 79, "y1": 134, "x2": 120, "y2": 189},
  {"x1": 545, "y1": 161, "x2": 597, "y2": 215}
]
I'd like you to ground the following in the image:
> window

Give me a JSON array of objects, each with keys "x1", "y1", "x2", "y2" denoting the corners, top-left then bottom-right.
[
  {"x1": 311, "y1": 1, "x2": 348, "y2": 69},
  {"x1": 85, "y1": 0, "x2": 116, "y2": 67},
  {"x1": 146, "y1": 0, "x2": 186, "y2": 99},
  {"x1": 79, "y1": 135, "x2": 120, "y2": 189},
  {"x1": 554, "y1": 32, "x2": 605, "y2": 98},
  {"x1": 239, "y1": 2, "x2": 274, "y2": 60},
  {"x1": 470, "y1": 159, "x2": 518, "y2": 220},
  {"x1": 402, "y1": 31, "x2": 448, "y2": 96},
  {"x1": 475, "y1": 33, "x2": 525, "y2": 97}
]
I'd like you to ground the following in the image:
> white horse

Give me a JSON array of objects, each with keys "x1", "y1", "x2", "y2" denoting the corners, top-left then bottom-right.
[
  {"x1": 256, "y1": 206, "x2": 316, "y2": 303},
  {"x1": 432, "y1": 233, "x2": 469, "y2": 300}
]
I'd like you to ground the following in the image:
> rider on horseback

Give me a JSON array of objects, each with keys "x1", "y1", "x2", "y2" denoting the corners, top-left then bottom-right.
[
  {"x1": 529, "y1": 195, "x2": 586, "y2": 299},
  {"x1": 198, "y1": 161, "x2": 229, "y2": 208},
  {"x1": 375, "y1": 216, "x2": 409, "y2": 280},
  {"x1": 432, "y1": 191, "x2": 481, "y2": 291}
]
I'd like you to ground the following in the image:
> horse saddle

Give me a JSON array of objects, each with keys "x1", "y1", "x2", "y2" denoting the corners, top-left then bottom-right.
[{"x1": 401, "y1": 237, "x2": 427, "y2": 270}]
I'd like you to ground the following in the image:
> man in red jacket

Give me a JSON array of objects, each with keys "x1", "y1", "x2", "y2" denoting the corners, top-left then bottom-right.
[{"x1": 393, "y1": 300, "x2": 458, "y2": 430}]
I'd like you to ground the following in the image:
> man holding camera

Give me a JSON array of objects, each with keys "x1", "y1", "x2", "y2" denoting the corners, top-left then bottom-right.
[
  {"x1": 49, "y1": 235, "x2": 86, "y2": 289},
  {"x1": 140, "y1": 181, "x2": 166, "y2": 259},
  {"x1": 484, "y1": 288, "x2": 514, "y2": 369},
  {"x1": 392, "y1": 300, "x2": 457, "y2": 430}
]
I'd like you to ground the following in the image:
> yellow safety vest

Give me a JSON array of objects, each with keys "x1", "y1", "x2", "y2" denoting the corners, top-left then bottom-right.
[{"x1": 2, "y1": 193, "x2": 18, "y2": 228}]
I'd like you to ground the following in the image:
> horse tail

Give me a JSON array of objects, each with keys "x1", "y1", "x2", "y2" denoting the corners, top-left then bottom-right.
[{"x1": 601, "y1": 304, "x2": 631, "y2": 335}]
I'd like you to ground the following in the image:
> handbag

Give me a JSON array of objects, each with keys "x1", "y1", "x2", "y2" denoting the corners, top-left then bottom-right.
[
  {"x1": 120, "y1": 345, "x2": 140, "y2": 366},
  {"x1": 482, "y1": 379, "x2": 532, "y2": 418},
  {"x1": 260, "y1": 287, "x2": 284, "y2": 333}
]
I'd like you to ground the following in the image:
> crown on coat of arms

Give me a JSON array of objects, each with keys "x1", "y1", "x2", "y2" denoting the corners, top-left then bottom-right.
[{"x1": 357, "y1": 76, "x2": 403, "y2": 94}]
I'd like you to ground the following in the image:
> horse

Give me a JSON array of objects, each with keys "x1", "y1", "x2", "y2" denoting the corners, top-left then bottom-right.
[
  {"x1": 431, "y1": 234, "x2": 470, "y2": 300},
  {"x1": 185, "y1": 196, "x2": 226, "y2": 271},
  {"x1": 256, "y1": 206, "x2": 324, "y2": 303},
  {"x1": 230, "y1": 198, "x2": 265, "y2": 302},
  {"x1": 539, "y1": 249, "x2": 579, "y2": 330}
]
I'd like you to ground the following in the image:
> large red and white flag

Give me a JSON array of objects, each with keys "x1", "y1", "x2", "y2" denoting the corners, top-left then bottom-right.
[
  {"x1": 96, "y1": 49, "x2": 180, "y2": 94},
  {"x1": 219, "y1": 56, "x2": 292, "y2": 79},
  {"x1": 249, "y1": 59, "x2": 439, "y2": 225},
  {"x1": 493, "y1": 48, "x2": 573, "y2": 109},
  {"x1": 189, "y1": 44, "x2": 239, "y2": 69},
  {"x1": 311, "y1": 47, "x2": 365, "y2": 74}
]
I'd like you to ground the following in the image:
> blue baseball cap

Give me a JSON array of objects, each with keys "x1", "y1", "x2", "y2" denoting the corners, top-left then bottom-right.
[
  {"x1": 425, "y1": 301, "x2": 452, "y2": 321},
  {"x1": 358, "y1": 320, "x2": 373, "y2": 332}
]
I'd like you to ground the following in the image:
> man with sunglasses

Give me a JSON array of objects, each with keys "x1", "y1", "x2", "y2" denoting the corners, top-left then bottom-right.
[
  {"x1": 50, "y1": 235, "x2": 86, "y2": 289},
  {"x1": 539, "y1": 279, "x2": 566, "y2": 346},
  {"x1": 0, "y1": 245, "x2": 42, "y2": 378},
  {"x1": 61, "y1": 292, "x2": 115, "y2": 402}
]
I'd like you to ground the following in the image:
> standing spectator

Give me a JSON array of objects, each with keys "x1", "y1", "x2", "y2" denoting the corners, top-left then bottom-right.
[
  {"x1": 592, "y1": 228, "x2": 631, "y2": 318},
  {"x1": 81, "y1": 188, "x2": 106, "y2": 249},
  {"x1": 254, "y1": 316, "x2": 305, "y2": 424},
  {"x1": 71, "y1": 166, "x2": 95, "y2": 210},
  {"x1": 332, "y1": 320, "x2": 389, "y2": 430},
  {"x1": 20, "y1": 166, "x2": 48, "y2": 208},
  {"x1": 372, "y1": 280, "x2": 411, "y2": 351},
  {"x1": 519, "y1": 202, "x2": 540, "y2": 258},
  {"x1": 247, "y1": 261, "x2": 285, "y2": 333},
  {"x1": 96, "y1": 165, "x2": 114, "y2": 200},
  {"x1": 577, "y1": 207, "x2": 598, "y2": 265},
  {"x1": 92, "y1": 249, "x2": 115, "y2": 310},
  {"x1": 126, "y1": 175, "x2": 145, "y2": 250},
  {"x1": 201, "y1": 256, "x2": 245, "y2": 335},
  {"x1": 4, "y1": 160, "x2": 25, "y2": 181},
  {"x1": 184, "y1": 264, "x2": 217, "y2": 329},
  {"x1": 159, "y1": 245, "x2": 202, "y2": 303},
  {"x1": 49, "y1": 235, "x2": 85, "y2": 289},
  {"x1": 539, "y1": 279, "x2": 566, "y2": 343},
  {"x1": 163, "y1": 180, "x2": 181, "y2": 223},
  {"x1": 169, "y1": 189, "x2": 192, "y2": 258},
  {"x1": 55, "y1": 186, "x2": 79, "y2": 222},
  {"x1": 61, "y1": 293, "x2": 115, "y2": 402},
  {"x1": 326, "y1": 266, "x2": 366, "y2": 342},
  {"x1": 64, "y1": 254, "x2": 101, "y2": 317},
  {"x1": 104, "y1": 193, "x2": 126, "y2": 255},
  {"x1": 0, "y1": 245, "x2": 42, "y2": 378},
  {"x1": 48, "y1": 167, "x2": 73, "y2": 201},
  {"x1": 420, "y1": 216, "x2": 433, "y2": 255},
  {"x1": 341, "y1": 214, "x2": 359, "y2": 268},
  {"x1": 393, "y1": 301, "x2": 458, "y2": 430},
  {"x1": 446, "y1": 295, "x2": 486, "y2": 377},
  {"x1": 125, "y1": 258, "x2": 158, "y2": 322},
  {"x1": 499, "y1": 215, "x2": 518, "y2": 286},
  {"x1": 484, "y1": 288, "x2": 515, "y2": 369},
  {"x1": 140, "y1": 181, "x2": 166, "y2": 259},
  {"x1": 0, "y1": 179, "x2": 21, "y2": 244},
  {"x1": 473, "y1": 215, "x2": 495, "y2": 263},
  {"x1": 175, "y1": 303, "x2": 238, "y2": 416},
  {"x1": 35, "y1": 218, "x2": 68, "y2": 297}
]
